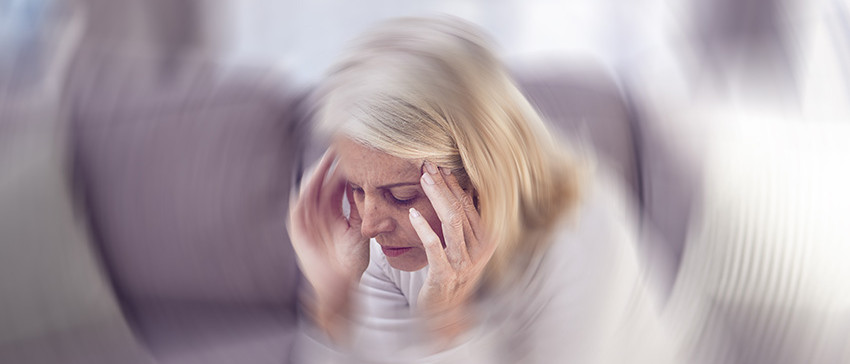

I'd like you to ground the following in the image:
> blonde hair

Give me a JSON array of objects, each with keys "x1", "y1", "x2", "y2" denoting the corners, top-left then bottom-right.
[{"x1": 316, "y1": 16, "x2": 582, "y2": 286}]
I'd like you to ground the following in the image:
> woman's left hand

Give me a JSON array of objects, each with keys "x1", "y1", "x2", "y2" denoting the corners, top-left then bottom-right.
[{"x1": 408, "y1": 161, "x2": 497, "y2": 342}]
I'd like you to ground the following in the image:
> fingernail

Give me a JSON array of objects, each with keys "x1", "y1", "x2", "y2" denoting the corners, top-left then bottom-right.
[
  {"x1": 422, "y1": 172, "x2": 435, "y2": 185},
  {"x1": 440, "y1": 167, "x2": 451, "y2": 175},
  {"x1": 409, "y1": 207, "x2": 421, "y2": 218},
  {"x1": 425, "y1": 160, "x2": 438, "y2": 174}
]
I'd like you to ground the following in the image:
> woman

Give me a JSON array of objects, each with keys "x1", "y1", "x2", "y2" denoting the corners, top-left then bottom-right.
[{"x1": 289, "y1": 16, "x2": 671, "y2": 363}]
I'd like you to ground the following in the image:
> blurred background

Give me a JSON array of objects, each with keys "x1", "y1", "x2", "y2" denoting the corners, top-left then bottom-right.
[
  {"x1": 77, "y1": 0, "x2": 667, "y2": 85},
  {"x1": 1, "y1": 0, "x2": 849, "y2": 363}
]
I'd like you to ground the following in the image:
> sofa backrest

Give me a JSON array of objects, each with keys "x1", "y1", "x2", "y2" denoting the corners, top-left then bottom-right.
[
  {"x1": 512, "y1": 62, "x2": 641, "y2": 204},
  {"x1": 69, "y1": 46, "x2": 303, "y2": 309}
]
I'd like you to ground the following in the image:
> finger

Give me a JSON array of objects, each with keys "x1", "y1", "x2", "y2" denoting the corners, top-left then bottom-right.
[
  {"x1": 287, "y1": 186, "x2": 318, "y2": 257},
  {"x1": 408, "y1": 207, "x2": 451, "y2": 272},
  {"x1": 303, "y1": 148, "x2": 339, "y2": 208},
  {"x1": 300, "y1": 149, "x2": 340, "y2": 245},
  {"x1": 289, "y1": 176, "x2": 313, "y2": 236},
  {"x1": 439, "y1": 171, "x2": 476, "y2": 261},
  {"x1": 420, "y1": 161, "x2": 470, "y2": 264},
  {"x1": 319, "y1": 159, "x2": 348, "y2": 223},
  {"x1": 440, "y1": 167, "x2": 481, "y2": 241}
]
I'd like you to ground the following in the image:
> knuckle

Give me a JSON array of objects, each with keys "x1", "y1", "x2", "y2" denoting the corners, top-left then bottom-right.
[
  {"x1": 449, "y1": 199, "x2": 464, "y2": 212},
  {"x1": 447, "y1": 213, "x2": 464, "y2": 230},
  {"x1": 459, "y1": 194, "x2": 474, "y2": 209}
]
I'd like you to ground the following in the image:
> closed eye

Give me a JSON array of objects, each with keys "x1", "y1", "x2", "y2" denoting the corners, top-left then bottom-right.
[
  {"x1": 391, "y1": 195, "x2": 417, "y2": 206},
  {"x1": 349, "y1": 182, "x2": 417, "y2": 207}
]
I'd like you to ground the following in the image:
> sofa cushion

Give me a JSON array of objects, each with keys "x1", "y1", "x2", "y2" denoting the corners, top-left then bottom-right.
[
  {"x1": 69, "y1": 47, "x2": 303, "y2": 307},
  {"x1": 0, "y1": 98, "x2": 152, "y2": 363},
  {"x1": 131, "y1": 302, "x2": 296, "y2": 364}
]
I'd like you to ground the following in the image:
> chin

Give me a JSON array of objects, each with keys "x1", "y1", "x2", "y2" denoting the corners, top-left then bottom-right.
[{"x1": 385, "y1": 252, "x2": 428, "y2": 272}]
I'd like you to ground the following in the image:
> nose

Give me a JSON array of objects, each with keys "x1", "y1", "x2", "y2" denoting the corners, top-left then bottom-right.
[{"x1": 358, "y1": 196, "x2": 395, "y2": 238}]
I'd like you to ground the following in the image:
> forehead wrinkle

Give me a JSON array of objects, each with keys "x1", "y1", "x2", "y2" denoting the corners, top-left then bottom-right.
[
  {"x1": 335, "y1": 137, "x2": 423, "y2": 188},
  {"x1": 339, "y1": 155, "x2": 420, "y2": 189},
  {"x1": 355, "y1": 168, "x2": 420, "y2": 189}
]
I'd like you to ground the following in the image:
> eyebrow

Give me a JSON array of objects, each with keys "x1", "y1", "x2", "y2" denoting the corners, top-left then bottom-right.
[{"x1": 350, "y1": 181, "x2": 420, "y2": 189}]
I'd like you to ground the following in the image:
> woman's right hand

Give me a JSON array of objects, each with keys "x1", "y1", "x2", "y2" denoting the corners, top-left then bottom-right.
[{"x1": 287, "y1": 148, "x2": 370, "y2": 337}]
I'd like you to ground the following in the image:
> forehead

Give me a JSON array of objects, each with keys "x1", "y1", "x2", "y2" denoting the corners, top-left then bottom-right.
[{"x1": 335, "y1": 138, "x2": 421, "y2": 186}]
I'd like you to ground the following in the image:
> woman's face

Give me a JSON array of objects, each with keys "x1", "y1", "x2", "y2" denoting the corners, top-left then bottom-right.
[{"x1": 336, "y1": 138, "x2": 444, "y2": 272}]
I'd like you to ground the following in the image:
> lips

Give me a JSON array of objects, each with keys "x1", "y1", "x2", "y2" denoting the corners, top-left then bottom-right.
[{"x1": 381, "y1": 246, "x2": 413, "y2": 257}]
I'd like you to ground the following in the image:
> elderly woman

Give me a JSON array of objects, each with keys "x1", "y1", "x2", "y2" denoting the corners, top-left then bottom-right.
[{"x1": 288, "y1": 16, "x2": 670, "y2": 364}]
